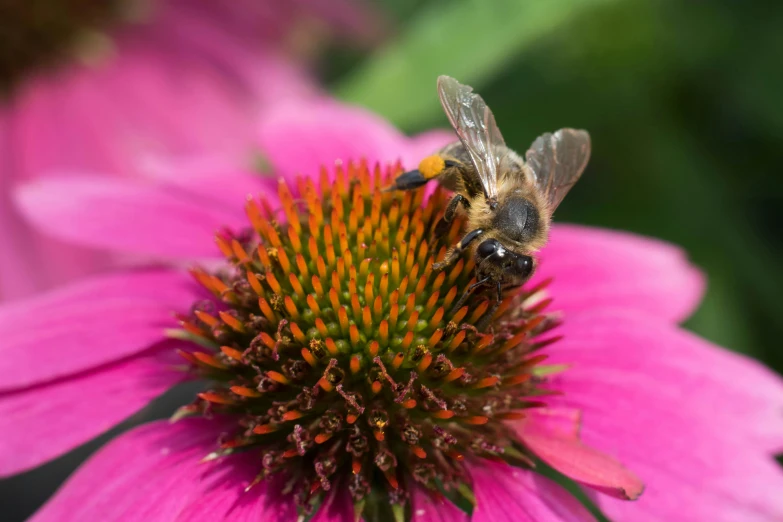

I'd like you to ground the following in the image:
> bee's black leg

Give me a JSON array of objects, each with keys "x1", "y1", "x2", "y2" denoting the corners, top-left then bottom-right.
[
  {"x1": 476, "y1": 281, "x2": 504, "y2": 330},
  {"x1": 383, "y1": 169, "x2": 429, "y2": 192},
  {"x1": 433, "y1": 228, "x2": 483, "y2": 271},
  {"x1": 435, "y1": 194, "x2": 471, "y2": 235},
  {"x1": 449, "y1": 277, "x2": 490, "y2": 316},
  {"x1": 385, "y1": 156, "x2": 461, "y2": 192}
]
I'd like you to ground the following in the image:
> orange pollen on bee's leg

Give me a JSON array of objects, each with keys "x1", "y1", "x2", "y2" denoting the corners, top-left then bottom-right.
[{"x1": 418, "y1": 155, "x2": 446, "y2": 179}]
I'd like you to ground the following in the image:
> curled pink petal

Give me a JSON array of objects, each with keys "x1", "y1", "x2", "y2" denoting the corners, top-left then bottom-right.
[
  {"x1": 520, "y1": 407, "x2": 582, "y2": 438},
  {"x1": 534, "y1": 224, "x2": 705, "y2": 323},
  {"x1": 548, "y1": 309, "x2": 783, "y2": 520},
  {"x1": 472, "y1": 462, "x2": 596, "y2": 521},
  {"x1": 515, "y1": 411, "x2": 644, "y2": 500},
  {"x1": 0, "y1": 341, "x2": 187, "y2": 477},
  {"x1": 0, "y1": 269, "x2": 197, "y2": 390}
]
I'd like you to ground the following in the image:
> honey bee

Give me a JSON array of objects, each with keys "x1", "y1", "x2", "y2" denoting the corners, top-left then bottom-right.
[{"x1": 387, "y1": 75, "x2": 591, "y2": 315}]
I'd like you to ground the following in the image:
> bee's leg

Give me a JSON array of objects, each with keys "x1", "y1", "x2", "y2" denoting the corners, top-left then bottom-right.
[
  {"x1": 435, "y1": 194, "x2": 471, "y2": 236},
  {"x1": 383, "y1": 169, "x2": 428, "y2": 192},
  {"x1": 476, "y1": 281, "x2": 504, "y2": 330},
  {"x1": 433, "y1": 228, "x2": 483, "y2": 271},
  {"x1": 449, "y1": 277, "x2": 490, "y2": 316},
  {"x1": 384, "y1": 155, "x2": 458, "y2": 192}
]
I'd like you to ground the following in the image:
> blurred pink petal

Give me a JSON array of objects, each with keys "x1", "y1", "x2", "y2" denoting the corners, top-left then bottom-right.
[
  {"x1": 182, "y1": 0, "x2": 386, "y2": 49},
  {"x1": 257, "y1": 100, "x2": 452, "y2": 179},
  {"x1": 472, "y1": 462, "x2": 596, "y2": 521},
  {"x1": 407, "y1": 129, "x2": 459, "y2": 161},
  {"x1": 138, "y1": 155, "x2": 275, "y2": 211},
  {"x1": 15, "y1": 173, "x2": 261, "y2": 259},
  {"x1": 0, "y1": 269, "x2": 197, "y2": 390},
  {"x1": 0, "y1": 341, "x2": 188, "y2": 477},
  {"x1": 0, "y1": 0, "x2": 385, "y2": 301},
  {"x1": 15, "y1": 105, "x2": 451, "y2": 261},
  {"x1": 0, "y1": 149, "x2": 113, "y2": 302},
  {"x1": 535, "y1": 224, "x2": 705, "y2": 323}
]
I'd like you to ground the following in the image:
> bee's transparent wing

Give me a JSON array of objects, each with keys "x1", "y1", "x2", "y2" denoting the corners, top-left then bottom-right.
[
  {"x1": 525, "y1": 129, "x2": 591, "y2": 211},
  {"x1": 437, "y1": 75, "x2": 505, "y2": 201}
]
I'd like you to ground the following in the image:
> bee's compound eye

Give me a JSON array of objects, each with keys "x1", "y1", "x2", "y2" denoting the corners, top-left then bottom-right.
[
  {"x1": 514, "y1": 255, "x2": 534, "y2": 279},
  {"x1": 477, "y1": 239, "x2": 499, "y2": 259}
]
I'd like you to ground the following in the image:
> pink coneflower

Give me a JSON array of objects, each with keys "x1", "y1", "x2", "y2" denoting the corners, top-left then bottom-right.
[
  {"x1": 4, "y1": 101, "x2": 783, "y2": 521},
  {"x1": 0, "y1": 0, "x2": 382, "y2": 301}
]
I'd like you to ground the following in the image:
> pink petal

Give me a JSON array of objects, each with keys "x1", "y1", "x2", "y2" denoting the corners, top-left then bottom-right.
[
  {"x1": 285, "y1": 0, "x2": 387, "y2": 45},
  {"x1": 178, "y1": 0, "x2": 384, "y2": 51},
  {"x1": 547, "y1": 310, "x2": 783, "y2": 520},
  {"x1": 0, "y1": 0, "x2": 319, "y2": 300},
  {"x1": 7, "y1": 3, "x2": 316, "y2": 184},
  {"x1": 411, "y1": 488, "x2": 468, "y2": 522},
  {"x1": 257, "y1": 100, "x2": 412, "y2": 180},
  {"x1": 139, "y1": 155, "x2": 275, "y2": 213},
  {"x1": 472, "y1": 462, "x2": 596, "y2": 521},
  {"x1": 520, "y1": 407, "x2": 582, "y2": 437},
  {"x1": 548, "y1": 309, "x2": 783, "y2": 453},
  {"x1": 515, "y1": 409, "x2": 644, "y2": 500},
  {"x1": 0, "y1": 341, "x2": 187, "y2": 477},
  {"x1": 534, "y1": 225, "x2": 705, "y2": 323},
  {"x1": 0, "y1": 269, "x2": 197, "y2": 390},
  {"x1": 174, "y1": 456, "x2": 351, "y2": 522},
  {"x1": 29, "y1": 418, "x2": 232, "y2": 522},
  {"x1": 172, "y1": 479, "x2": 274, "y2": 522},
  {"x1": 404, "y1": 129, "x2": 456, "y2": 167},
  {"x1": 310, "y1": 487, "x2": 354, "y2": 522},
  {"x1": 0, "y1": 119, "x2": 113, "y2": 301},
  {"x1": 14, "y1": 175, "x2": 257, "y2": 259},
  {"x1": 173, "y1": 457, "x2": 295, "y2": 522}
]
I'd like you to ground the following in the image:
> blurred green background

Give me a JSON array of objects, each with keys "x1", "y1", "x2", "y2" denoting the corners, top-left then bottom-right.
[
  {"x1": 330, "y1": 0, "x2": 783, "y2": 371},
  {"x1": 3, "y1": 0, "x2": 782, "y2": 520}
]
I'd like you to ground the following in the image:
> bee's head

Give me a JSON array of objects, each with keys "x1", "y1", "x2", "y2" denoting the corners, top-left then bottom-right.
[{"x1": 475, "y1": 238, "x2": 535, "y2": 285}]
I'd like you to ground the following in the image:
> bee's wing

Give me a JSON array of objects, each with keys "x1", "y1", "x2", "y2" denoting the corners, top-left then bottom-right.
[
  {"x1": 525, "y1": 129, "x2": 591, "y2": 212},
  {"x1": 437, "y1": 75, "x2": 505, "y2": 201}
]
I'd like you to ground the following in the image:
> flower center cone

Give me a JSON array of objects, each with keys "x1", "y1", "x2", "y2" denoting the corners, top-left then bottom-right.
[{"x1": 178, "y1": 160, "x2": 559, "y2": 519}]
